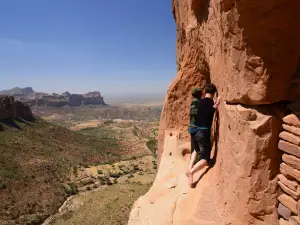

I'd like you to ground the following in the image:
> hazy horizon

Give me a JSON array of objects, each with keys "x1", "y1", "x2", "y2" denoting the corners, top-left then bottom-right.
[{"x1": 0, "y1": 1, "x2": 176, "y2": 94}]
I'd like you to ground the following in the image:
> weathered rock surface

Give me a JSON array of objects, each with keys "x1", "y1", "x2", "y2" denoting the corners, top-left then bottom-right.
[
  {"x1": 130, "y1": 104, "x2": 280, "y2": 225},
  {"x1": 82, "y1": 91, "x2": 105, "y2": 105},
  {"x1": 297, "y1": 200, "x2": 300, "y2": 217},
  {"x1": 173, "y1": 0, "x2": 300, "y2": 105},
  {"x1": 0, "y1": 96, "x2": 33, "y2": 120},
  {"x1": 66, "y1": 94, "x2": 84, "y2": 106},
  {"x1": 41, "y1": 95, "x2": 68, "y2": 107},
  {"x1": 282, "y1": 154, "x2": 300, "y2": 171},
  {"x1": 290, "y1": 216, "x2": 300, "y2": 225},
  {"x1": 280, "y1": 163, "x2": 300, "y2": 183},
  {"x1": 0, "y1": 96, "x2": 16, "y2": 119},
  {"x1": 280, "y1": 131, "x2": 300, "y2": 146},
  {"x1": 278, "y1": 203, "x2": 292, "y2": 220},
  {"x1": 279, "y1": 140, "x2": 300, "y2": 158},
  {"x1": 130, "y1": 0, "x2": 300, "y2": 224},
  {"x1": 15, "y1": 100, "x2": 33, "y2": 119},
  {"x1": 283, "y1": 124, "x2": 300, "y2": 137},
  {"x1": 279, "y1": 218, "x2": 290, "y2": 225},
  {"x1": 283, "y1": 114, "x2": 300, "y2": 128},
  {"x1": 278, "y1": 194, "x2": 298, "y2": 214},
  {"x1": 278, "y1": 181, "x2": 300, "y2": 200},
  {"x1": 278, "y1": 174, "x2": 299, "y2": 192}
]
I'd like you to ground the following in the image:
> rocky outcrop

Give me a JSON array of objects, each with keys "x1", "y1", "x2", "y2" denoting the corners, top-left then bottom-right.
[
  {"x1": 15, "y1": 100, "x2": 33, "y2": 119},
  {"x1": 0, "y1": 96, "x2": 33, "y2": 120},
  {"x1": 0, "y1": 87, "x2": 34, "y2": 95},
  {"x1": 277, "y1": 113, "x2": 300, "y2": 224},
  {"x1": 41, "y1": 95, "x2": 68, "y2": 107},
  {"x1": 0, "y1": 96, "x2": 16, "y2": 119},
  {"x1": 82, "y1": 92, "x2": 105, "y2": 105},
  {"x1": 62, "y1": 91, "x2": 71, "y2": 98},
  {"x1": 65, "y1": 92, "x2": 105, "y2": 106},
  {"x1": 67, "y1": 94, "x2": 84, "y2": 106},
  {"x1": 22, "y1": 87, "x2": 34, "y2": 94},
  {"x1": 129, "y1": 0, "x2": 300, "y2": 224}
]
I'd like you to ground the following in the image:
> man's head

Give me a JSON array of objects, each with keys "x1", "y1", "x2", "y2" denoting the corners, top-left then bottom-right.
[
  {"x1": 204, "y1": 84, "x2": 217, "y2": 98},
  {"x1": 191, "y1": 87, "x2": 202, "y2": 99}
]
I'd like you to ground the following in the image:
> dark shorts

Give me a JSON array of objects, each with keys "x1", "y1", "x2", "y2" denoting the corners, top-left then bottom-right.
[{"x1": 191, "y1": 130, "x2": 211, "y2": 162}]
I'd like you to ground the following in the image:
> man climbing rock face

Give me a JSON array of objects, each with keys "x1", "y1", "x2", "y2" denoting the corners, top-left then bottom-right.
[
  {"x1": 189, "y1": 87, "x2": 203, "y2": 155},
  {"x1": 186, "y1": 83, "x2": 220, "y2": 187}
]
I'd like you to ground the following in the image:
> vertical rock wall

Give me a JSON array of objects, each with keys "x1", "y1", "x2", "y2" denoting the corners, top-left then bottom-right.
[
  {"x1": 0, "y1": 96, "x2": 33, "y2": 120},
  {"x1": 0, "y1": 96, "x2": 16, "y2": 119},
  {"x1": 129, "y1": 0, "x2": 300, "y2": 224}
]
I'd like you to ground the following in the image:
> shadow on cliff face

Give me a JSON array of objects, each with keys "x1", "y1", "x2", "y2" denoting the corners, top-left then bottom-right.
[
  {"x1": 191, "y1": 0, "x2": 210, "y2": 24},
  {"x1": 235, "y1": 0, "x2": 300, "y2": 100}
]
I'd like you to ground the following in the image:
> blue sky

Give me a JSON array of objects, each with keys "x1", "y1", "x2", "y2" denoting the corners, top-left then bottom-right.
[{"x1": 0, "y1": 0, "x2": 176, "y2": 95}]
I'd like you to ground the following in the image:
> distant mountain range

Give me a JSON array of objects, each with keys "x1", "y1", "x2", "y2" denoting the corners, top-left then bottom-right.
[
  {"x1": 0, "y1": 87, "x2": 35, "y2": 95},
  {"x1": 0, "y1": 87, "x2": 106, "y2": 107}
]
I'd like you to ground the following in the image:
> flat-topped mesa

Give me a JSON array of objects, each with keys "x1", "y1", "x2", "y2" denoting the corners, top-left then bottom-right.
[
  {"x1": 2, "y1": 88, "x2": 107, "y2": 107},
  {"x1": 67, "y1": 94, "x2": 84, "y2": 106},
  {"x1": 82, "y1": 91, "x2": 105, "y2": 105},
  {"x1": 22, "y1": 87, "x2": 34, "y2": 94},
  {"x1": 64, "y1": 91, "x2": 105, "y2": 106}
]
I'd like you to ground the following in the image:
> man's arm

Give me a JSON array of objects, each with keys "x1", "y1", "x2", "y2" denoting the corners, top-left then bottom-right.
[{"x1": 213, "y1": 96, "x2": 221, "y2": 109}]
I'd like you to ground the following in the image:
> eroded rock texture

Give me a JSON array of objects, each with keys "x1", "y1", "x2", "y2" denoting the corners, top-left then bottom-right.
[
  {"x1": 129, "y1": 0, "x2": 300, "y2": 224},
  {"x1": 0, "y1": 96, "x2": 33, "y2": 120},
  {"x1": 82, "y1": 91, "x2": 105, "y2": 105}
]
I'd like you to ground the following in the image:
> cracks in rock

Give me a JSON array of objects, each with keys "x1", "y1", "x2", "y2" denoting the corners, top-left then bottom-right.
[
  {"x1": 171, "y1": 192, "x2": 187, "y2": 225},
  {"x1": 249, "y1": 206, "x2": 274, "y2": 222},
  {"x1": 224, "y1": 100, "x2": 292, "y2": 116}
]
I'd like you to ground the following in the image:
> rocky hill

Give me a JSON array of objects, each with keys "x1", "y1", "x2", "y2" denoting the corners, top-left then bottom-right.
[
  {"x1": 0, "y1": 87, "x2": 106, "y2": 107},
  {"x1": 0, "y1": 96, "x2": 33, "y2": 122},
  {"x1": 128, "y1": 0, "x2": 300, "y2": 225},
  {"x1": 0, "y1": 117, "x2": 127, "y2": 224},
  {"x1": 0, "y1": 87, "x2": 34, "y2": 95}
]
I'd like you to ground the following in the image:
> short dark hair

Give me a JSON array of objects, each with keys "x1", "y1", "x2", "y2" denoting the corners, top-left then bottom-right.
[
  {"x1": 205, "y1": 83, "x2": 217, "y2": 94},
  {"x1": 191, "y1": 88, "x2": 202, "y2": 98}
]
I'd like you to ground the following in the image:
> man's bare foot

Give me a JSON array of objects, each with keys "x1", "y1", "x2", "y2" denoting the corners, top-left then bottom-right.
[{"x1": 185, "y1": 170, "x2": 193, "y2": 187}]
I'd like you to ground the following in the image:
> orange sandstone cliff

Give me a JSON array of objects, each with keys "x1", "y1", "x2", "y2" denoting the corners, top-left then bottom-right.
[{"x1": 128, "y1": 0, "x2": 300, "y2": 224}]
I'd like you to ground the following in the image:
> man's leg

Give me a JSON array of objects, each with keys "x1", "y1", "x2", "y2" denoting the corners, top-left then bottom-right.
[
  {"x1": 189, "y1": 130, "x2": 211, "y2": 182},
  {"x1": 190, "y1": 144, "x2": 211, "y2": 184},
  {"x1": 186, "y1": 134, "x2": 199, "y2": 186},
  {"x1": 188, "y1": 133, "x2": 199, "y2": 171},
  {"x1": 188, "y1": 150, "x2": 198, "y2": 171},
  {"x1": 186, "y1": 150, "x2": 198, "y2": 185},
  {"x1": 190, "y1": 143, "x2": 211, "y2": 173},
  {"x1": 190, "y1": 159, "x2": 208, "y2": 175}
]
